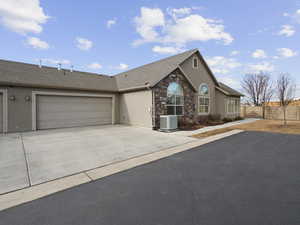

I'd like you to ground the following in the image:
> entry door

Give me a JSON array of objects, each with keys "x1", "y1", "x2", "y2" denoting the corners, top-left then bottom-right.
[{"x1": 36, "y1": 95, "x2": 113, "y2": 130}]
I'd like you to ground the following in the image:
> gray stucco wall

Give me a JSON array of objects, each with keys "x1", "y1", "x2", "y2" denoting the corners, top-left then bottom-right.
[
  {"x1": 0, "y1": 86, "x2": 119, "y2": 133},
  {"x1": 215, "y1": 89, "x2": 241, "y2": 119},
  {"x1": 119, "y1": 90, "x2": 152, "y2": 128},
  {"x1": 180, "y1": 53, "x2": 217, "y2": 115},
  {"x1": 215, "y1": 89, "x2": 226, "y2": 118}
]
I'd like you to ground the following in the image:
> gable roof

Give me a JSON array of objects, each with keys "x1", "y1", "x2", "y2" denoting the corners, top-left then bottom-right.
[
  {"x1": 114, "y1": 49, "x2": 199, "y2": 91},
  {"x1": 0, "y1": 59, "x2": 118, "y2": 92},
  {"x1": 0, "y1": 50, "x2": 242, "y2": 97},
  {"x1": 217, "y1": 82, "x2": 244, "y2": 97}
]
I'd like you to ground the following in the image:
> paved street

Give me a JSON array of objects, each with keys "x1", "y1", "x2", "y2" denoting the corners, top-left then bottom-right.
[{"x1": 1, "y1": 131, "x2": 300, "y2": 225}]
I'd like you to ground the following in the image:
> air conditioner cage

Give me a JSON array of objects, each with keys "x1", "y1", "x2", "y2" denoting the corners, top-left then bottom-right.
[{"x1": 159, "y1": 115, "x2": 178, "y2": 132}]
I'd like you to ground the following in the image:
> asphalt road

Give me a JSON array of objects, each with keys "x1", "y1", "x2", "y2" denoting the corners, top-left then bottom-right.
[{"x1": 1, "y1": 131, "x2": 300, "y2": 225}]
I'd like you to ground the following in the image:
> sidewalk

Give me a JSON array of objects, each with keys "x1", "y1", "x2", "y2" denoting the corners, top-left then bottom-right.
[{"x1": 173, "y1": 118, "x2": 260, "y2": 136}]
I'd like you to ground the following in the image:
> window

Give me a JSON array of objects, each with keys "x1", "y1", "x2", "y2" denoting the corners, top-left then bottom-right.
[
  {"x1": 166, "y1": 82, "x2": 184, "y2": 115},
  {"x1": 198, "y1": 84, "x2": 209, "y2": 114},
  {"x1": 227, "y1": 98, "x2": 240, "y2": 114},
  {"x1": 193, "y1": 57, "x2": 198, "y2": 69}
]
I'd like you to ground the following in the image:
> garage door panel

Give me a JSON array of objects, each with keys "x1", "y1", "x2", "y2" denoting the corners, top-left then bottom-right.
[
  {"x1": 0, "y1": 94, "x2": 3, "y2": 132},
  {"x1": 37, "y1": 95, "x2": 112, "y2": 130}
]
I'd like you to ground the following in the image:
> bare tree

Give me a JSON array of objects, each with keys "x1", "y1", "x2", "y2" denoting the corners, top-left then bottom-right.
[
  {"x1": 276, "y1": 73, "x2": 296, "y2": 126},
  {"x1": 241, "y1": 73, "x2": 274, "y2": 118},
  {"x1": 261, "y1": 76, "x2": 274, "y2": 119}
]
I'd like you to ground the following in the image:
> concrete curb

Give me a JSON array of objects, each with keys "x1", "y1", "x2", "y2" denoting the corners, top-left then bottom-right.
[{"x1": 0, "y1": 129, "x2": 243, "y2": 211}]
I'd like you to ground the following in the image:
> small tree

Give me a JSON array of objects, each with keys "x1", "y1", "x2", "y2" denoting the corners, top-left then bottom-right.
[
  {"x1": 261, "y1": 76, "x2": 274, "y2": 119},
  {"x1": 276, "y1": 73, "x2": 296, "y2": 126},
  {"x1": 241, "y1": 73, "x2": 273, "y2": 118}
]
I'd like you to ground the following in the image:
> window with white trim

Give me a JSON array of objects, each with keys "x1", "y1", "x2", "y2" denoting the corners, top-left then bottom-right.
[
  {"x1": 198, "y1": 84, "x2": 209, "y2": 114},
  {"x1": 227, "y1": 98, "x2": 240, "y2": 114},
  {"x1": 193, "y1": 57, "x2": 198, "y2": 69},
  {"x1": 166, "y1": 82, "x2": 184, "y2": 115}
]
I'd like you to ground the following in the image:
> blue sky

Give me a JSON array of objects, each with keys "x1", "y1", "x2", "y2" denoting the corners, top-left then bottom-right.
[{"x1": 0, "y1": 0, "x2": 300, "y2": 96}]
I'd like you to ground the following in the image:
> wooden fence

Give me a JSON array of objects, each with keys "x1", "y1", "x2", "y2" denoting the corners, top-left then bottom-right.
[{"x1": 240, "y1": 105, "x2": 300, "y2": 121}]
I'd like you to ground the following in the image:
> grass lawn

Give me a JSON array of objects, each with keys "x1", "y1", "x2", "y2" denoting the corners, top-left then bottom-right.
[{"x1": 193, "y1": 120, "x2": 300, "y2": 138}]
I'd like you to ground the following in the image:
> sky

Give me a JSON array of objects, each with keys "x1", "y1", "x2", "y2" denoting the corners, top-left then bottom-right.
[{"x1": 0, "y1": 0, "x2": 300, "y2": 97}]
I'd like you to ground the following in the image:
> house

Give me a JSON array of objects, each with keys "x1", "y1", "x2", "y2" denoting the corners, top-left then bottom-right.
[{"x1": 0, "y1": 49, "x2": 243, "y2": 133}]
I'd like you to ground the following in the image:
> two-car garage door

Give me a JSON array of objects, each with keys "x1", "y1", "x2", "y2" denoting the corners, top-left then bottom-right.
[{"x1": 36, "y1": 94, "x2": 113, "y2": 130}]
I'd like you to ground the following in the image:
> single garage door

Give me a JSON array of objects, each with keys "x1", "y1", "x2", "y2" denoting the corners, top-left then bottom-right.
[
  {"x1": 0, "y1": 93, "x2": 3, "y2": 132},
  {"x1": 36, "y1": 95, "x2": 113, "y2": 130}
]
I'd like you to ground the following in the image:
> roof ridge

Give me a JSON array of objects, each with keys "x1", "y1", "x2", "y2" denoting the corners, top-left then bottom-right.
[
  {"x1": 0, "y1": 58, "x2": 111, "y2": 78},
  {"x1": 114, "y1": 48, "x2": 198, "y2": 77}
]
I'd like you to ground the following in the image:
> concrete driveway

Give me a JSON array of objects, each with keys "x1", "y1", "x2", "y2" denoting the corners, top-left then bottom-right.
[
  {"x1": 1, "y1": 131, "x2": 300, "y2": 225},
  {"x1": 0, "y1": 125, "x2": 194, "y2": 194}
]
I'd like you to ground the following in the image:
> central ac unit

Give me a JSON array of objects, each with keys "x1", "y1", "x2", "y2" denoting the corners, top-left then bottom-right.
[{"x1": 160, "y1": 115, "x2": 178, "y2": 132}]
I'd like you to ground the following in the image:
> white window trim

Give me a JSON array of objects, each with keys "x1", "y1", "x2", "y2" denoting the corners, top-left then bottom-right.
[
  {"x1": 166, "y1": 98, "x2": 184, "y2": 116},
  {"x1": 198, "y1": 83, "x2": 210, "y2": 115},
  {"x1": 226, "y1": 97, "x2": 240, "y2": 115},
  {"x1": 31, "y1": 91, "x2": 116, "y2": 131},
  {"x1": 192, "y1": 56, "x2": 199, "y2": 69},
  {"x1": 166, "y1": 83, "x2": 184, "y2": 116},
  {"x1": 0, "y1": 89, "x2": 8, "y2": 133}
]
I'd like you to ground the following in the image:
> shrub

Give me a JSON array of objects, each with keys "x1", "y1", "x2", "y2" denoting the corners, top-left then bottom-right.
[
  {"x1": 197, "y1": 115, "x2": 209, "y2": 125},
  {"x1": 208, "y1": 114, "x2": 221, "y2": 122},
  {"x1": 234, "y1": 116, "x2": 244, "y2": 121},
  {"x1": 223, "y1": 117, "x2": 233, "y2": 123}
]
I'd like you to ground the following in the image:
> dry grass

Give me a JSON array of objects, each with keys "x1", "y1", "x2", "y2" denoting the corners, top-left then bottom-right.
[{"x1": 193, "y1": 120, "x2": 300, "y2": 138}]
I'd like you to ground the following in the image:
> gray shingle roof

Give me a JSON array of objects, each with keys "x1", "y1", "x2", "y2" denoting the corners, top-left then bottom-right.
[
  {"x1": 0, "y1": 59, "x2": 118, "y2": 92},
  {"x1": 218, "y1": 82, "x2": 244, "y2": 97},
  {"x1": 114, "y1": 49, "x2": 198, "y2": 91},
  {"x1": 0, "y1": 50, "x2": 243, "y2": 97}
]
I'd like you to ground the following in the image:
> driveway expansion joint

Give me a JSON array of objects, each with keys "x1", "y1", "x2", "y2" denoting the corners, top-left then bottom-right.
[{"x1": 20, "y1": 133, "x2": 32, "y2": 187}]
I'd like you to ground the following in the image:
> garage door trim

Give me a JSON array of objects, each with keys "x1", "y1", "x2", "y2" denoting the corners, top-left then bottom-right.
[
  {"x1": 32, "y1": 91, "x2": 115, "y2": 131},
  {"x1": 0, "y1": 89, "x2": 8, "y2": 133}
]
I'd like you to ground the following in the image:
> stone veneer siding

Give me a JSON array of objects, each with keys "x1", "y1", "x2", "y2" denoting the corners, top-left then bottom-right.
[{"x1": 152, "y1": 69, "x2": 196, "y2": 129}]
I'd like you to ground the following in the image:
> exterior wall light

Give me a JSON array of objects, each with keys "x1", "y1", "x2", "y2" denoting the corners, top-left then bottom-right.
[
  {"x1": 9, "y1": 95, "x2": 16, "y2": 101},
  {"x1": 25, "y1": 96, "x2": 31, "y2": 102}
]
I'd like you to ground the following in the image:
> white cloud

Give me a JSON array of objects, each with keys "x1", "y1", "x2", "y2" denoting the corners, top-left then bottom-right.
[
  {"x1": 76, "y1": 37, "x2": 93, "y2": 50},
  {"x1": 294, "y1": 9, "x2": 300, "y2": 23},
  {"x1": 26, "y1": 37, "x2": 49, "y2": 49},
  {"x1": 284, "y1": 9, "x2": 300, "y2": 23},
  {"x1": 107, "y1": 18, "x2": 116, "y2": 28},
  {"x1": 164, "y1": 14, "x2": 233, "y2": 45},
  {"x1": 206, "y1": 56, "x2": 241, "y2": 74},
  {"x1": 248, "y1": 62, "x2": 274, "y2": 73},
  {"x1": 152, "y1": 45, "x2": 183, "y2": 54},
  {"x1": 42, "y1": 58, "x2": 71, "y2": 65},
  {"x1": 0, "y1": 0, "x2": 49, "y2": 34},
  {"x1": 133, "y1": 7, "x2": 165, "y2": 45},
  {"x1": 167, "y1": 7, "x2": 192, "y2": 19},
  {"x1": 218, "y1": 76, "x2": 241, "y2": 89},
  {"x1": 252, "y1": 49, "x2": 267, "y2": 59},
  {"x1": 276, "y1": 48, "x2": 297, "y2": 58},
  {"x1": 133, "y1": 7, "x2": 233, "y2": 46},
  {"x1": 230, "y1": 50, "x2": 239, "y2": 56},
  {"x1": 114, "y1": 63, "x2": 129, "y2": 70},
  {"x1": 278, "y1": 25, "x2": 295, "y2": 37},
  {"x1": 87, "y1": 62, "x2": 102, "y2": 70}
]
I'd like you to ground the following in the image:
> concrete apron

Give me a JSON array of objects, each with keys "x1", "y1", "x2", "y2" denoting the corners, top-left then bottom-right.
[{"x1": 0, "y1": 129, "x2": 243, "y2": 212}]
